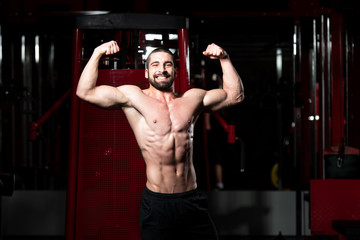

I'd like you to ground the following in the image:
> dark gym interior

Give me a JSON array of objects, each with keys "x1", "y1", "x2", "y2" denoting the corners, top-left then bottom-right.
[{"x1": 1, "y1": 0, "x2": 360, "y2": 239}]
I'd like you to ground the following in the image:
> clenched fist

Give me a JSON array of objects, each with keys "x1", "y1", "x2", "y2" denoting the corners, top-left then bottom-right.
[
  {"x1": 203, "y1": 43, "x2": 228, "y2": 59},
  {"x1": 95, "y1": 40, "x2": 120, "y2": 56}
]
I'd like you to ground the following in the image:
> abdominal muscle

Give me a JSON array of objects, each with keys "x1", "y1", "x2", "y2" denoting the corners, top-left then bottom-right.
[
  {"x1": 137, "y1": 130, "x2": 198, "y2": 194},
  {"x1": 145, "y1": 160, "x2": 197, "y2": 193}
]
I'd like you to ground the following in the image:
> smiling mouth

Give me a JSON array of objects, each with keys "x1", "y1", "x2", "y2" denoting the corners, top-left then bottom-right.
[
  {"x1": 149, "y1": 73, "x2": 174, "y2": 90},
  {"x1": 155, "y1": 74, "x2": 170, "y2": 81}
]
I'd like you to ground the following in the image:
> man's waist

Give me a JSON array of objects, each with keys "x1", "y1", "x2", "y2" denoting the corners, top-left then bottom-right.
[{"x1": 143, "y1": 186, "x2": 199, "y2": 199}]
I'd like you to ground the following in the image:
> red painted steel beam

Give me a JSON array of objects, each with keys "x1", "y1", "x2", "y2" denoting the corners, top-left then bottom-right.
[
  {"x1": 29, "y1": 89, "x2": 71, "y2": 140},
  {"x1": 66, "y1": 28, "x2": 83, "y2": 240},
  {"x1": 177, "y1": 28, "x2": 190, "y2": 94},
  {"x1": 212, "y1": 112, "x2": 236, "y2": 143}
]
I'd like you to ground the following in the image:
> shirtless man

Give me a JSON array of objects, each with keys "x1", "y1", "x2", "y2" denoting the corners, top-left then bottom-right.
[{"x1": 76, "y1": 40, "x2": 244, "y2": 240}]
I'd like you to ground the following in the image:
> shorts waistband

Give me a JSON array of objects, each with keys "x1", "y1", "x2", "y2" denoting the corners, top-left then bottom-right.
[{"x1": 143, "y1": 187, "x2": 198, "y2": 199}]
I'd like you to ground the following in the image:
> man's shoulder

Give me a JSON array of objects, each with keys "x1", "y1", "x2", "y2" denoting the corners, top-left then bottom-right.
[
  {"x1": 183, "y1": 88, "x2": 207, "y2": 97},
  {"x1": 118, "y1": 84, "x2": 143, "y2": 92},
  {"x1": 180, "y1": 88, "x2": 207, "y2": 103},
  {"x1": 118, "y1": 84, "x2": 149, "y2": 98}
]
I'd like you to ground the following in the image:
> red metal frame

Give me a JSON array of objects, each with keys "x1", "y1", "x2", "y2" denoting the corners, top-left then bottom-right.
[
  {"x1": 66, "y1": 28, "x2": 83, "y2": 240},
  {"x1": 177, "y1": 28, "x2": 190, "y2": 93},
  {"x1": 66, "y1": 27, "x2": 191, "y2": 240},
  {"x1": 311, "y1": 179, "x2": 360, "y2": 237},
  {"x1": 212, "y1": 113, "x2": 236, "y2": 144},
  {"x1": 75, "y1": 69, "x2": 147, "y2": 240}
]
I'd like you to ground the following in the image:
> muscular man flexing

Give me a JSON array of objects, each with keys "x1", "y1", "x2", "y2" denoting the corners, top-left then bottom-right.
[{"x1": 76, "y1": 40, "x2": 244, "y2": 240}]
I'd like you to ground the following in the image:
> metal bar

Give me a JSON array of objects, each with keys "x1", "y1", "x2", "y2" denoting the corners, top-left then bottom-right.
[
  {"x1": 29, "y1": 89, "x2": 71, "y2": 140},
  {"x1": 293, "y1": 18, "x2": 302, "y2": 239},
  {"x1": 212, "y1": 112, "x2": 236, "y2": 143},
  {"x1": 237, "y1": 137, "x2": 245, "y2": 173},
  {"x1": 65, "y1": 28, "x2": 83, "y2": 240},
  {"x1": 330, "y1": 12, "x2": 345, "y2": 146},
  {"x1": 0, "y1": 25, "x2": 2, "y2": 86},
  {"x1": 177, "y1": 28, "x2": 190, "y2": 94},
  {"x1": 344, "y1": 26, "x2": 349, "y2": 145},
  {"x1": 211, "y1": 113, "x2": 242, "y2": 171},
  {"x1": 189, "y1": 9, "x2": 333, "y2": 18},
  {"x1": 311, "y1": 18, "x2": 317, "y2": 179},
  {"x1": 326, "y1": 16, "x2": 331, "y2": 148},
  {"x1": 0, "y1": 26, "x2": 2, "y2": 157},
  {"x1": 276, "y1": 47, "x2": 283, "y2": 189},
  {"x1": 320, "y1": 15, "x2": 326, "y2": 179},
  {"x1": 76, "y1": 13, "x2": 188, "y2": 30}
]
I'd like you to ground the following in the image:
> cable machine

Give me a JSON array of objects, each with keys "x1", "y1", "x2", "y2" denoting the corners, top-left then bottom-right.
[{"x1": 66, "y1": 13, "x2": 189, "y2": 240}]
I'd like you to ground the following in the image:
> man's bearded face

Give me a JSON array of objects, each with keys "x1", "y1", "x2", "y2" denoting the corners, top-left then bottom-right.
[{"x1": 146, "y1": 52, "x2": 176, "y2": 91}]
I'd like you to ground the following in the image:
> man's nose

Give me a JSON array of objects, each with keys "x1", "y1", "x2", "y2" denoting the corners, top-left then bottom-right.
[
  {"x1": 160, "y1": 64, "x2": 166, "y2": 72},
  {"x1": 157, "y1": 65, "x2": 166, "y2": 73}
]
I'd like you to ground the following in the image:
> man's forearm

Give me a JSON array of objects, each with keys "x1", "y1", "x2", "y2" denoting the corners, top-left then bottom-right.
[{"x1": 220, "y1": 57, "x2": 244, "y2": 104}]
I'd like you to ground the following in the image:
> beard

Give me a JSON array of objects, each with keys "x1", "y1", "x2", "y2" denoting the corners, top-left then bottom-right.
[{"x1": 148, "y1": 72, "x2": 174, "y2": 91}]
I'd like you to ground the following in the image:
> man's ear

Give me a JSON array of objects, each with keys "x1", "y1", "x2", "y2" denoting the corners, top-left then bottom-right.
[{"x1": 145, "y1": 69, "x2": 148, "y2": 79}]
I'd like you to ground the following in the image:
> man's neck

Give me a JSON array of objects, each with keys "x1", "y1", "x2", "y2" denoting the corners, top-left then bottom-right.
[{"x1": 146, "y1": 85, "x2": 176, "y2": 103}]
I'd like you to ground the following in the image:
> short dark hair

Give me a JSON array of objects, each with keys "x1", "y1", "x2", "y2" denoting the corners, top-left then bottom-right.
[{"x1": 146, "y1": 47, "x2": 175, "y2": 69}]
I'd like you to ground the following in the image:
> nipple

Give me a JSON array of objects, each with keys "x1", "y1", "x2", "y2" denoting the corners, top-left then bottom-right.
[{"x1": 153, "y1": 119, "x2": 157, "y2": 124}]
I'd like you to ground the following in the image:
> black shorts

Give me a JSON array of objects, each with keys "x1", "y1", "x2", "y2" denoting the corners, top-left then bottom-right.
[{"x1": 140, "y1": 187, "x2": 218, "y2": 240}]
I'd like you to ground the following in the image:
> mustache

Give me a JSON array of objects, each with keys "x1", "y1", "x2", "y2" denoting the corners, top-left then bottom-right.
[{"x1": 154, "y1": 72, "x2": 171, "y2": 78}]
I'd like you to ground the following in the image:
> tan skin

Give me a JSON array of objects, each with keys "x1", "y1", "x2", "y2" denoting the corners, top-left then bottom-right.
[{"x1": 76, "y1": 40, "x2": 244, "y2": 193}]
